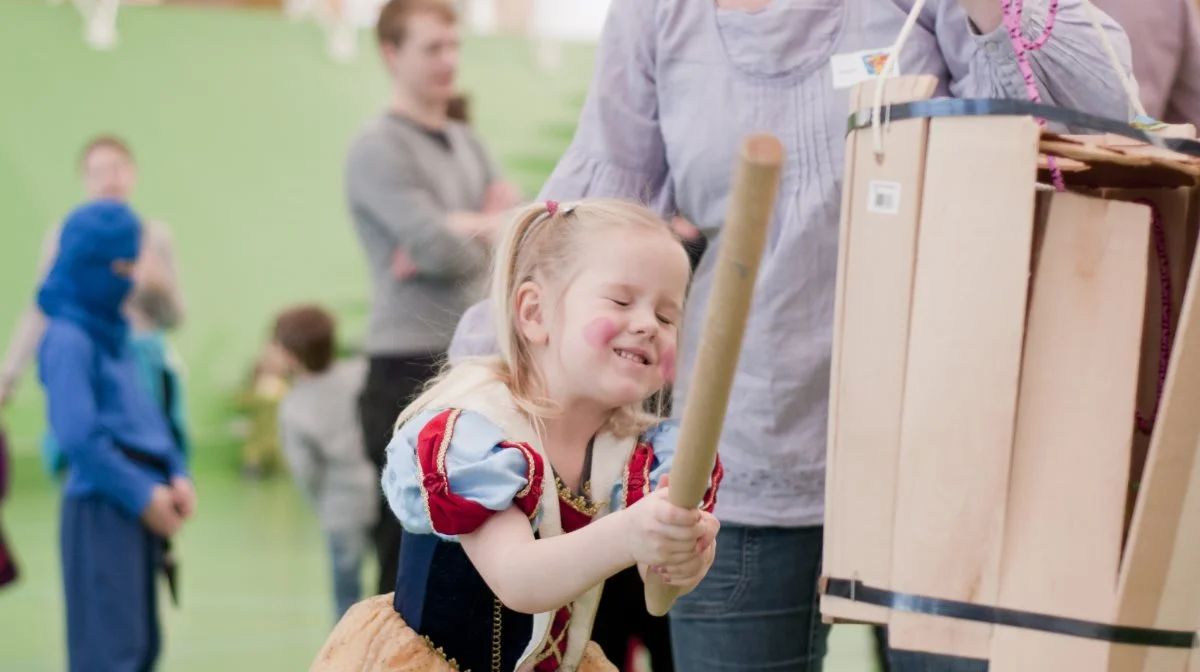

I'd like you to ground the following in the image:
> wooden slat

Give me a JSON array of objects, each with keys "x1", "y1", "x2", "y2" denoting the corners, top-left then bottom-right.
[
  {"x1": 1109, "y1": 206, "x2": 1200, "y2": 671},
  {"x1": 1094, "y1": 189, "x2": 1196, "y2": 540},
  {"x1": 1039, "y1": 137, "x2": 1200, "y2": 183},
  {"x1": 886, "y1": 115, "x2": 1041, "y2": 659},
  {"x1": 822, "y1": 74, "x2": 938, "y2": 626},
  {"x1": 821, "y1": 72, "x2": 863, "y2": 625},
  {"x1": 989, "y1": 192, "x2": 1149, "y2": 671}
]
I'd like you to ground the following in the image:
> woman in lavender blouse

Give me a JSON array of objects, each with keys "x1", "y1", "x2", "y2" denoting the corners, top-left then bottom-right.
[{"x1": 449, "y1": 0, "x2": 1134, "y2": 669}]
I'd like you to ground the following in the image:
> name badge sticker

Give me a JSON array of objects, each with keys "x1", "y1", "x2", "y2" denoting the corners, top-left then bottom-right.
[{"x1": 830, "y1": 48, "x2": 892, "y2": 90}]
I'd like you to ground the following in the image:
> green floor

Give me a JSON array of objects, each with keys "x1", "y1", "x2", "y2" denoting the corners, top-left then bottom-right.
[{"x1": 0, "y1": 453, "x2": 881, "y2": 671}]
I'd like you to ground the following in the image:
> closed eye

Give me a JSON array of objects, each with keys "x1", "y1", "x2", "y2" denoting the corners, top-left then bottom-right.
[
  {"x1": 656, "y1": 314, "x2": 674, "y2": 326},
  {"x1": 607, "y1": 298, "x2": 630, "y2": 307}
]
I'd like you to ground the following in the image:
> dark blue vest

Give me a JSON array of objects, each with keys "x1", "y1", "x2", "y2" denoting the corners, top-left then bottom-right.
[{"x1": 395, "y1": 530, "x2": 534, "y2": 671}]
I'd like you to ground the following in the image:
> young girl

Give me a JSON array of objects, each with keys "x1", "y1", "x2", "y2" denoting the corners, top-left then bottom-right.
[{"x1": 313, "y1": 199, "x2": 723, "y2": 671}]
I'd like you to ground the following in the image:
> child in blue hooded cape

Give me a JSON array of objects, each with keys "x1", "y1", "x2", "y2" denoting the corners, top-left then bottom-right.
[{"x1": 37, "y1": 200, "x2": 198, "y2": 672}]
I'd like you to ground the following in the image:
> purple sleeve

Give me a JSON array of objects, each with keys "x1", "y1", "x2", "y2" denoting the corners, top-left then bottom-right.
[
  {"x1": 921, "y1": 0, "x2": 1133, "y2": 120},
  {"x1": 536, "y1": 0, "x2": 675, "y2": 217},
  {"x1": 448, "y1": 300, "x2": 498, "y2": 363}
]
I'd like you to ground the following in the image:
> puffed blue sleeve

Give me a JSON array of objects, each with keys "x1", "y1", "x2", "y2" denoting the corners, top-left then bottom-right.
[
  {"x1": 381, "y1": 407, "x2": 545, "y2": 541},
  {"x1": 609, "y1": 419, "x2": 724, "y2": 514}
]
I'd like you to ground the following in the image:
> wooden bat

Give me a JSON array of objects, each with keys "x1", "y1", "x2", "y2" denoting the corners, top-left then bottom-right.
[{"x1": 644, "y1": 133, "x2": 784, "y2": 616}]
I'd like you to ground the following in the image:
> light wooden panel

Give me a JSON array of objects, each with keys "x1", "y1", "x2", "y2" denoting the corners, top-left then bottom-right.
[
  {"x1": 887, "y1": 115, "x2": 1041, "y2": 659},
  {"x1": 823, "y1": 73, "x2": 938, "y2": 626},
  {"x1": 990, "y1": 192, "x2": 1149, "y2": 671}
]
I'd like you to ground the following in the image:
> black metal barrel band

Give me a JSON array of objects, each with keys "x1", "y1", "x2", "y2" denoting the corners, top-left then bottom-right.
[
  {"x1": 846, "y1": 97, "x2": 1200, "y2": 160},
  {"x1": 820, "y1": 577, "x2": 1197, "y2": 649}
]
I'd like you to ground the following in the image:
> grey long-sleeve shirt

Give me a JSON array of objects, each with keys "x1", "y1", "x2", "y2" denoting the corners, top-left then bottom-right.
[
  {"x1": 278, "y1": 358, "x2": 379, "y2": 533},
  {"x1": 345, "y1": 113, "x2": 497, "y2": 357},
  {"x1": 450, "y1": 0, "x2": 1135, "y2": 528}
]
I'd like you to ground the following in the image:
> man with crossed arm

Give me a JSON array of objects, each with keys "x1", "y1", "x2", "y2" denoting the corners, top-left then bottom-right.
[{"x1": 345, "y1": 0, "x2": 518, "y2": 596}]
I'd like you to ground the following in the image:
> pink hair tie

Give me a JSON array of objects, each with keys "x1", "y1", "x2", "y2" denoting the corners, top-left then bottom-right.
[{"x1": 545, "y1": 200, "x2": 559, "y2": 216}]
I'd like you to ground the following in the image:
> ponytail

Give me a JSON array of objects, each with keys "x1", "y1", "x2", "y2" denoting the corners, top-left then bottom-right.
[
  {"x1": 490, "y1": 201, "x2": 554, "y2": 365},
  {"x1": 396, "y1": 198, "x2": 675, "y2": 439}
]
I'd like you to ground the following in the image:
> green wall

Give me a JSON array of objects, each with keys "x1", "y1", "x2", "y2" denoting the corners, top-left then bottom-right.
[{"x1": 0, "y1": 1, "x2": 592, "y2": 459}]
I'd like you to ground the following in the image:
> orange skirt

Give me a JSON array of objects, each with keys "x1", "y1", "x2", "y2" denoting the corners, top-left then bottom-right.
[{"x1": 310, "y1": 594, "x2": 617, "y2": 672}]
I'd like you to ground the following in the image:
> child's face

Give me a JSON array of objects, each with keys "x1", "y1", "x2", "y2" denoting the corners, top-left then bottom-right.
[{"x1": 525, "y1": 228, "x2": 691, "y2": 410}]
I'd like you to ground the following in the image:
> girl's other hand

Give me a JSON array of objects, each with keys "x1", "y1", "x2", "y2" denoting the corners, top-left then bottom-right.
[
  {"x1": 391, "y1": 247, "x2": 418, "y2": 279},
  {"x1": 652, "y1": 510, "x2": 719, "y2": 590}
]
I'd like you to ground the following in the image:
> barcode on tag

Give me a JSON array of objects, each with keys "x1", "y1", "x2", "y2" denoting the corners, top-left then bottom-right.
[{"x1": 867, "y1": 181, "x2": 901, "y2": 215}]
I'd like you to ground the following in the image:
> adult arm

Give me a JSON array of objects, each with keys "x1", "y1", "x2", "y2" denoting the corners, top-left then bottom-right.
[
  {"x1": 446, "y1": 0, "x2": 673, "y2": 361},
  {"x1": 925, "y1": 0, "x2": 1135, "y2": 120},
  {"x1": 0, "y1": 224, "x2": 60, "y2": 403},
  {"x1": 346, "y1": 139, "x2": 490, "y2": 280},
  {"x1": 130, "y1": 221, "x2": 186, "y2": 330},
  {"x1": 536, "y1": 0, "x2": 674, "y2": 214},
  {"x1": 40, "y1": 325, "x2": 157, "y2": 518}
]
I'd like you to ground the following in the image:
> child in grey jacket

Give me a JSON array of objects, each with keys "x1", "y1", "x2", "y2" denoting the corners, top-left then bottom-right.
[{"x1": 272, "y1": 305, "x2": 378, "y2": 621}]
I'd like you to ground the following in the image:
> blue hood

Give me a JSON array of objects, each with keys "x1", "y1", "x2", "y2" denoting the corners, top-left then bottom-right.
[{"x1": 37, "y1": 200, "x2": 142, "y2": 354}]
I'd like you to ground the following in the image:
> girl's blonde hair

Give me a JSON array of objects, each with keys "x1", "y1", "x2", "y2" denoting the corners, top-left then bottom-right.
[{"x1": 398, "y1": 198, "x2": 688, "y2": 439}]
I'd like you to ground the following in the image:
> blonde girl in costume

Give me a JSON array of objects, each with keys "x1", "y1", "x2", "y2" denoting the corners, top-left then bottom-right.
[{"x1": 313, "y1": 199, "x2": 723, "y2": 672}]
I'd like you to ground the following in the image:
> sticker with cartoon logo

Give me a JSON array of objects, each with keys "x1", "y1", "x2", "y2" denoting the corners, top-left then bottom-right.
[{"x1": 831, "y1": 48, "x2": 893, "y2": 89}]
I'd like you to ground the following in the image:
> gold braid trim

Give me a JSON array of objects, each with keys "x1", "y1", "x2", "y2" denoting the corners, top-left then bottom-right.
[
  {"x1": 555, "y1": 476, "x2": 598, "y2": 517},
  {"x1": 421, "y1": 635, "x2": 463, "y2": 671}
]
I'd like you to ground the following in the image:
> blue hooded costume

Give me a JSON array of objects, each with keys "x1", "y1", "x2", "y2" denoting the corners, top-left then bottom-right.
[{"x1": 37, "y1": 200, "x2": 187, "y2": 672}]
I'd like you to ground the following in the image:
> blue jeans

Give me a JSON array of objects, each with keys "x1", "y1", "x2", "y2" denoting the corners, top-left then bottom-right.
[
  {"x1": 328, "y1": 528, "x2": 369, "y2": 622},
  {"x1": 669, "y1": 524, "x2": 831, "y2": 671},
  {"x1": 667, "y1": 522, "x2": 988, "y2": 672},
  {"x1": 888, "y1": 650, "x2": 988, "y2": 671}
]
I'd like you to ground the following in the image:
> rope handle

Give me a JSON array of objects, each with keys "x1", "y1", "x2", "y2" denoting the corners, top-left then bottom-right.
[{"x1": 871, "y1": 0, "x2": 1063, "y2": 181}]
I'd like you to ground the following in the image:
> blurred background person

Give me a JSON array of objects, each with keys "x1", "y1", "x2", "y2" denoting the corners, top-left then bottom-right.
[
  {"x1": 0, "y1": 135, "x2": 189, "y2": 476},
  {"x1": 345, "y1": 0, "x2": 520, "y2": 596},
  {"x1": 272, "y1": 304, "x2": 378, "y2": 622},
  {"x1": 37, "y1": 200, "x2": 196, "y2": 672}
]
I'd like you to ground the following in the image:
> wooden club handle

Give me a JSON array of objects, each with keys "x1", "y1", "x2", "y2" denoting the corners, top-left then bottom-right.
[{"x1": 643, "y1": 134, "x2": 784, "y2": 616}]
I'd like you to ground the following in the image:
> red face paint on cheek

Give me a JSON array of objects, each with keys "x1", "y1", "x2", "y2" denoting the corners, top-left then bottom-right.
[
  {"x1": 659, "y1": 346, "x2": 677, "y2": 384},
  {"x1": 582, "y1": 317, "x2": 619, "y2": 350}
]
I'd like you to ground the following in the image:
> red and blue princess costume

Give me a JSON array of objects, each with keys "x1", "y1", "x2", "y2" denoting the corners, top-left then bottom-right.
[{"x1": 314, "y1": 367, "x2": 721, "y2": 671}]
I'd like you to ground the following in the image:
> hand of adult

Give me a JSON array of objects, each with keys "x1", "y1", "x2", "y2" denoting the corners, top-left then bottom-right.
[
  {"x1": 482, "y1": 180, "x2": 522, "y2": 214},
  {"x1": 391, "y1": 248, "x2": 418, "y2": 279},
  {"x1": 670, "y1": 216, "x2": 701, "y2": 241}
]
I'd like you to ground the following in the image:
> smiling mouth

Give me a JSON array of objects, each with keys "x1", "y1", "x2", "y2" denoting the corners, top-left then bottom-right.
[{"x1": 614, "y1": 348, "x2": 650, "y2": 366}]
